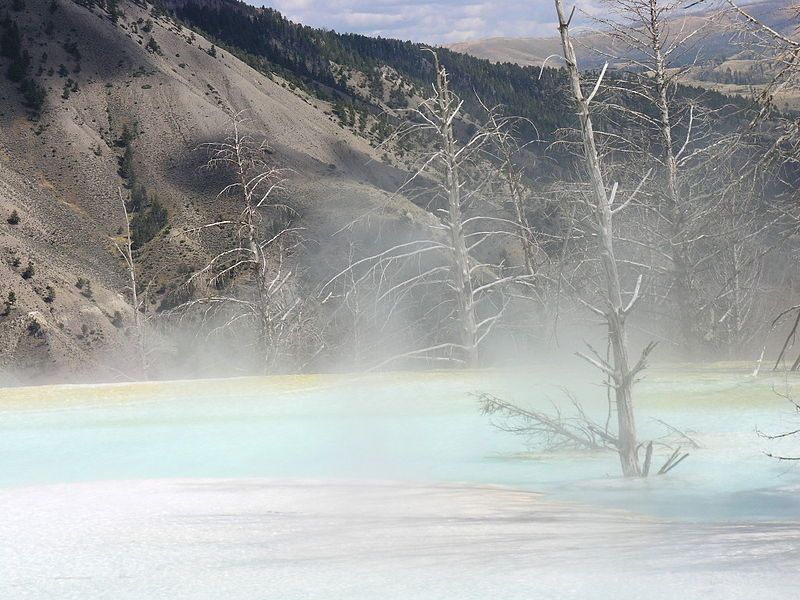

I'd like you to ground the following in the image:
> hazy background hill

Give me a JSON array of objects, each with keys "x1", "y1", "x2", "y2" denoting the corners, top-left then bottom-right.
[{"x1": 448, "y1": 0, "x2": 800, "y2": 109}]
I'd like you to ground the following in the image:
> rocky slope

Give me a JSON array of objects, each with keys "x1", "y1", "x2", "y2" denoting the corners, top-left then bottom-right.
[{"x1": 0, "y1": 0, "x2": 427, "y2": 383}]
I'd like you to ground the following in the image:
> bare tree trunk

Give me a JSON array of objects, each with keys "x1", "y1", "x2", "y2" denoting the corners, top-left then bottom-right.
[
  {"x1": 509, "y1": 173, "x2": 537, "y2": 279},
  {"x1": 554, "y1": 0, "x2": 641, "y2": 476},
  {"x1": 437, "y1": 66, "x2": 479, "y2": 368},
  {"x1": 227, "y1": 118, "x2": 271, "y2": 373},
  {"x1": 115, "y1": 187, "x2": 148, "y2": 378},
  {"x1": 243, "y1": 167, "x2": 272, "y2": 372},
  {"x1": 647, "y1": 0, "x2": 696, "y2": 355}
]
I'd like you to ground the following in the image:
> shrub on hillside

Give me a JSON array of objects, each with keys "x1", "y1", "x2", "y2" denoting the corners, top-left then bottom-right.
[
  {"x1": 146, "y1": 37, "x2": 162, "y2": 55},
  {"x1": 27, "y1": 319, "x2": 42, "y2": 338},
  {"x1": 76, "y1": 277, "x2": 93, "y2": 299},
  {"x1": 21, "y1": 261, "x2": 34, "y2": 280}
]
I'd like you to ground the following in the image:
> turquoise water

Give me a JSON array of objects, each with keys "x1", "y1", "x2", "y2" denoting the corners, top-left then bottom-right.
[{"x1": 2, "y1": 368, "x2": 799, "y2": 522}]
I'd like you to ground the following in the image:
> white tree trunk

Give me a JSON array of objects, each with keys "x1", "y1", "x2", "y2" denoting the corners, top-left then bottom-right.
[
  {"x1": 554, "y1": 0, "x2": 641, "y2": 476},
  {"x1": 437, "y1": 66, "x2": 480, "y2": 368}
]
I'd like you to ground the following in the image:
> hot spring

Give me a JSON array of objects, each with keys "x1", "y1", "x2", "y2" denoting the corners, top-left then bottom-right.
[{"x1": 1, "y1": 366, "x2": 799, "y2": 599}]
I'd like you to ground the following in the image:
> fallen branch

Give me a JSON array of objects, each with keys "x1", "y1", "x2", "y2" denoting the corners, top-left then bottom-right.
[{"x1": 478, "y1": 392, "x2": 618, "y2": 452}]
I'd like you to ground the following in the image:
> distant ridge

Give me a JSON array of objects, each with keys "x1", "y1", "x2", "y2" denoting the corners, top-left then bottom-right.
[{"x1": 447, "y1": 0, "x2": 797, "y2": 69}]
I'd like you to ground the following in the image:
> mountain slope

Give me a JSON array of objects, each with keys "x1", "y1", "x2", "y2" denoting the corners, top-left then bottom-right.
[
  {"x1": 159, "y1": 0, "x2": 751, "y2": 172},
  {"x1": 160, "y1": 0, "x2": 574, "y2": 142},
  {"x1": 0, "y1": 0, "x2": 427, "y2": 382}
]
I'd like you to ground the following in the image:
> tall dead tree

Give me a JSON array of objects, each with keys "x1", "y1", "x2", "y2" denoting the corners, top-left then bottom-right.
[
  {"x1": 322, "y1": 55, "x2": 535, "y2": 369},
  {"x1": 176, "y1": 112, "x2": 308, "y2": 374},
  {"x1": 435, "y1": 59, "x2": 480, "y2": 368},
  {"x1": 589, "y1": 0, "x2": 744, "y2": 354},
  {"x1": 553, "y1": 0, "x2": 657, "y2": 477},
  {"x1": 600, "y1": 0, "x2": 701, "y2": 351},
  {"x1": 721, "y1": 1, "x2": 800, "y2": 366},
  {"x1": 113, "y1": 187, "x2": 149, "y2": 378}
]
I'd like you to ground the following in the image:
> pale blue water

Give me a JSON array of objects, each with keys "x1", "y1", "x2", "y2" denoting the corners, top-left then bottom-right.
[{"x1": 1, "y1": 369, "x2": 799, "y2": 522}]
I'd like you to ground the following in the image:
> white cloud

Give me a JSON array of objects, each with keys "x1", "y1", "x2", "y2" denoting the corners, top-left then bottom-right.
[
  {"x1": 341, "y1": 12, "x2": 406, "y2": 28},
  {"x1": 259, "y1": 0, "x2": 596, "y2": 44}
]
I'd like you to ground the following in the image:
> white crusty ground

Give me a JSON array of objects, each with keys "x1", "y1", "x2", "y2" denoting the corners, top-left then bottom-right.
[{"x1": 1, "y1": 478, "x2": 798, "y2": 600}]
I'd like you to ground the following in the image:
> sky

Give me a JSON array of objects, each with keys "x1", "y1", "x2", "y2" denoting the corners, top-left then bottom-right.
[{"x1": 260, "y1": 0, "x2": 603, "y2": 45}]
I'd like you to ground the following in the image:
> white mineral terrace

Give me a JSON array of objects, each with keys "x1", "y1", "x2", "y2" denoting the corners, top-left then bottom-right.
[{"x1": 3, "y1": 478, "x2": 799, "y2": 600}]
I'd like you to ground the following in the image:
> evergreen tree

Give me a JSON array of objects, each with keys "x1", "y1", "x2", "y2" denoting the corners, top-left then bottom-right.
[
  {"x1": 21, "y1": 77, "x2": 46, "y2": 112},
  {"x1": 131, "y1": 195, "x2": 168, "y2": 249},
  {"x1": 128, "y1": 183, "x2": 147, "y2": 212},
  {"x1": 119, "y1": 145, "x2": 134, "y2": 180},
  {"x1": 119, "y1": 122, "x2": 138, "y2": 146},
  {"x1": 146, "y1": 36, "x2": 161, "y2": 55},
  {"x1": 107, "y1": 0, "x2": 119, "y2": 23},
  {"x1": 2, "y1": 291, "x2": 16, "y2": 316},
  {"x1": 1, "y1": 21, "x2": 21, "y2": 59}
]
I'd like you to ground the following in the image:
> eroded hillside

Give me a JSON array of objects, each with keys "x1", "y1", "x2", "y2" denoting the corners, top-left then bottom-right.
[{"x1": 0, "y1": 0, "x2": 426, "y2": 382}]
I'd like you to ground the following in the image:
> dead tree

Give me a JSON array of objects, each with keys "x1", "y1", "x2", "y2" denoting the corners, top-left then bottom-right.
[
  {"x1": 587, "y1": 0, "x2": 755, "y2": 355},
  {"x1": 553, "y1": 0, "x2": 658, "y2": 477},
  {"x1": 699, "y1": 174, "x2": 773, "y2": 356},
  {"x1": 432, "y1": 58, "x2": 479, "y2": 368},
  {"x1": 112, "y1": 187, "x2": 149, "y2": 378},
  {"x1": 323, "y1": 56, "x2": 535, "y2": 369},
  {"x1": 722, "y1": 1, "x2": 800, "y2": 365},
  {"x1": 485, "y1": 109, "x2": 542, "y2": 281},
  {"x1": 600, "y1": 0, "x2": 702, "y2": 352},
  {"x1": 480, "y1": 392, "x2": 619, "y2": 452},
  {"x1": 479, "y1": 392, "x2": 690, "y2": 476},
  {"x1": 758, "y1": 383, "x2": 800, "y2": 461},
  {"x1": 176, "y1": 112, "x2": 308, "y2": 374},
  {"x1": 724, "y1": 0, "x2": 799, "y2": 125},
  {"x1": 771, "y1": 304, "x2": 800, "y2": 371}
]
